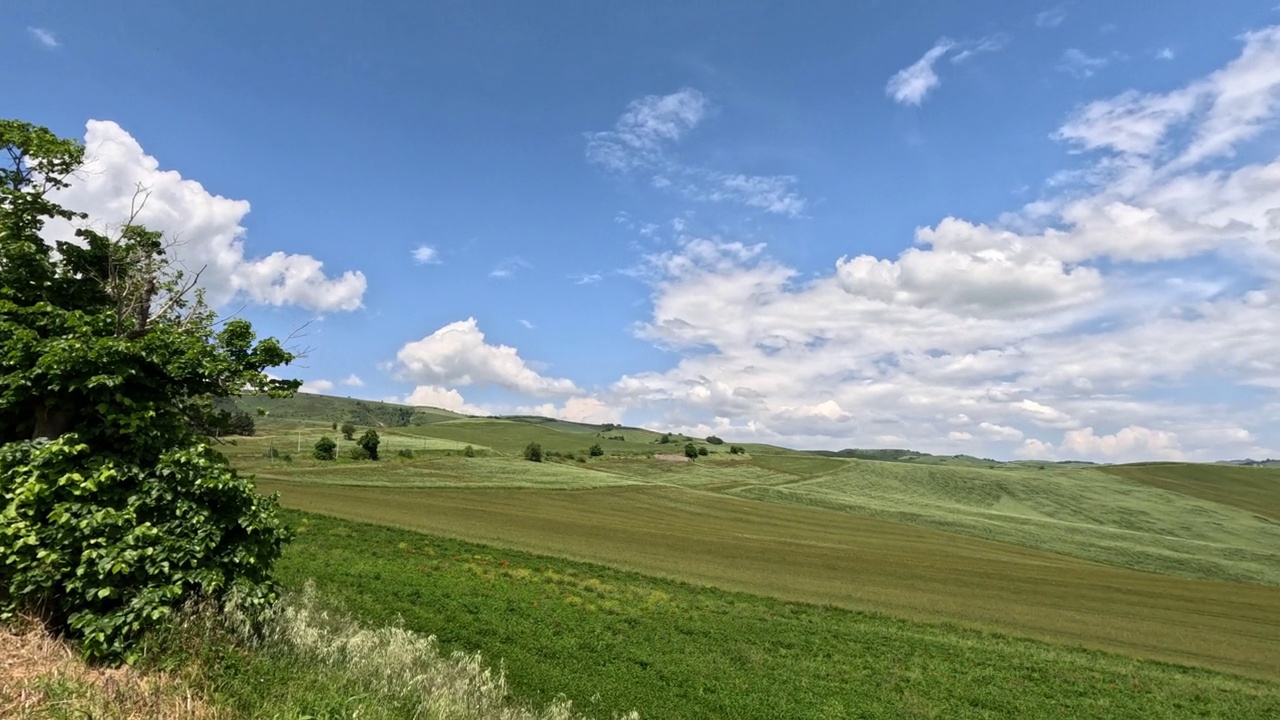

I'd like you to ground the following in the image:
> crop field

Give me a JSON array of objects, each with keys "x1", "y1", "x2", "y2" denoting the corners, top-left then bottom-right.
[
  {"x1": 271, "y1": 510, "x2": 1280, "y2": 719},
  {"x1": 225, "y1": 399, "x2": 1280, "y2": 716}
]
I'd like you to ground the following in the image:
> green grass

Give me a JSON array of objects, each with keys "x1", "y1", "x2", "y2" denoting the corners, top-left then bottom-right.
[
  {"x1": 266, "y1": 509, "x2": 1280, "y2": 720},
  {"x1": 258, "y1": 482, "x2": 1280, "y2": 680},
  {"x1": 1101, "y1": 462, "x2": 1280, "y2": 522},
  {"x1": 730, "y1": 458, "x2": 1280, "y2": 585}
]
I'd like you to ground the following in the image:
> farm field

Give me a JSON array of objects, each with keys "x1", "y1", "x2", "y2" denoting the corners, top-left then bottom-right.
[
  {"x1": 224, "y1": 397, "x2": 1280, "y2": 715},
  {"x1": 269, "y1": 509, "x2": 1280, "y2": 719}
]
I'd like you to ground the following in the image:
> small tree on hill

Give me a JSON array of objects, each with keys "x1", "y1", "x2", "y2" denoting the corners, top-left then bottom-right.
[
  {"x1": 684, "y1": 442, "x2": 699, "y2": 460},
  {"x1": 340, "y1": 421, "x2": 356, "y2": 441},
  {"x1": 659, "y1": 433, "x2": 672, "y2": 444},
  {"x1": 331, "y1": 421, "x2": 337, "y2": 431},
  {"x1": 313, "y1": 436, "x2": 337, "y2": 461},
  {"x1": 523, "y1": 442, "x2": 543, "y2": 462},
  {"x1": 358, "y1": 429, "x2": 380, "y2": 461},
  {"x1": 705, "y1": 435, "x2": 724, "y2": 445},
  {"x1": 588, "y1": 443, "x2": 604, "y2": 457},
  {"x1": 463, "y1": 444, "x2": 476, "y2": 458},
  {"x1": 729, "y1": 445, "x2": 745, "y2": 455},
  {"x1": 697, "y1": 446, "x2": 708, "y2": 456}
]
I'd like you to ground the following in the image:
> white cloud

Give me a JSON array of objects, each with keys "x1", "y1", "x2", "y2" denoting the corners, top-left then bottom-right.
[
  {"x1": 1058, "y1": 49, "x2": 1110, "y2": 78},
  {"x1": 585, "y1": 88, "x2": 708, "y2": 171},
  {"x1": 1036, "y1": 6, "x2": 1067, "y2": 28},
  {"x1": 598, "y1": 26, "x2": 1280, "y2": 460},
  {"x1": 518, "y1": 319, "x2": 535, "y2": 329},
  {"x1": 886, "y1": 38, "x2": 956, "y2": 105},
  {"x1": 1157, "y1": 47, "x2": 1176, "y2": 61},
  {"x1": 412, "y1": 245, "x2": 441, "y2": 264},
  {"x1": 951, "y1": 35, "x2": 1009, "y2": 64},
  {"x1": 47, "y1": 121, "x2": 366, "y2": 312},
  {"x1": 517, "y1": 397, "x2": 623, "y2": 425},
  {"x1": 585, "y1": 89, "x2": 807, "y2": 216},
  {"x1": 403, "y1": 385, "x2": 489, "y2": 416},
  {"x1": 28, "y1": 27, "x2": 59, "y2": 48},
  {"x1": 573, "y1": 273, "x2": 602, "y2": 285},
  {"x1": 490, "y1": 257, "x2": 529, "y2": 279},
  {"x1": 341, "y1": 374, "x2": 364, "y2": 387},
  {"x1": 1062, "y1": 426, "x2": 1184, "y2": 461},
  {"x1": 394, "y1": 318, "x2": 578, "y2": 397},
  {"x1": 300, "y1": 379, "x2": 334, "y2": 394}
]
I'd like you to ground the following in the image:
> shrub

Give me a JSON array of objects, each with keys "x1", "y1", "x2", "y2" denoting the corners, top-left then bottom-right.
[
  {"x1": 523, "y1": 442, "x2": 543, "y2": 462},
  {"x1": 659, "y1": 433, "x2": 672, "y2": 444},
  {"x1": 313, "y1": 436, "x2": 337, "y2": 461},
  {"x1": 0, "y1": 438, "x2": 290, "y2": 662},
  {"x1": 729, "y1": 445, "x2": 745, "y2": 455},
  {"x1": 396, "y1": 448, "x2": 414, "y2": 459},
  {"x1": 340, "y1": 422, "x2": 356, "y2": 441},
  {"x1": 347, "y1": 446, "x2": 370, "y2": 461},
  {"x1": 697, "y1": 446, "x2": 708, "y2": 456},
  {"x1": 264, "y1": 445, "x2": 280, "y2": 460},
  {"x1": 588, "y1": 443, "x2": 604, "y2": 457},
  {"x1": 684, "y1": 443, "x2": 699, "y2": 460},
  {"x1": 463, "y1": 445, "x2": 476, "y2": 458},
  {"x1": 705, "y1": 435, "x2": 724, "y2": 445},
  {"x1": 358, "y1": 429, "x2": 380, "y2": 461},
  {"x1": 330, "y1": 421, "x2": 338, "y2": 431}
]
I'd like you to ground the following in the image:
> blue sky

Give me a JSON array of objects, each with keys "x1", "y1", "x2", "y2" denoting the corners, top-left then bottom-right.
[{"x1": 8, "y1": 1, "x2": 1280, "y2": 461}]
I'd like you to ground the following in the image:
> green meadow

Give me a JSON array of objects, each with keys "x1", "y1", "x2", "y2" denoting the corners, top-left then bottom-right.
[{"x1": 177, "y1": 395, "x2": 1280, "y2": 717}]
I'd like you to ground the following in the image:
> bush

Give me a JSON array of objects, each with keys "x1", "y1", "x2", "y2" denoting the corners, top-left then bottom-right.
[
  {"x1": 330, "y1": 421, "x2": 338, "y2": 431},
  {"x1": 396, "y1": 448, "x2": 414, "y2": 459},
  {"x1": 729, "y1": 445, "x2": 745, "y2": 455},
  {"x1": 340, "y1": 422, "x2": 356, "y2": 441},
  {"x1": 264, "y1": 445, "x2": 280, "y2": 460},
  {"x1": 358, "y1": 429, "x2": 380, "y2": 461},
  {"x1": 659, "y1": 433, "x2": 672, "y2": 444},
  {"x1": 347, "y1": 446, "x2": 370, "y2": 461},
  {"x1": 0, "y1": 437, "x2": 290, "y2": 662},
  {"x1": 313, "y1": 436, "x2": 337, "y2": 461},
  {"x1": 523, "y1": 442, "x2": 543, "y2": 463},
  {"x1": 588, "y1": 443, "x2": 604, "y2": 457},
  {"x1": 697, "y1": 446, "x2": 708, "y2": 456},
  {"x1": 684, "y1": 443, "x2": 699, "y2": 460},
  {"x1": 463, "y1": 445, "x2": 476, "y2": 458},
  {"x1": 705, "y1": 435, "x2": 724, "y2": 445}
]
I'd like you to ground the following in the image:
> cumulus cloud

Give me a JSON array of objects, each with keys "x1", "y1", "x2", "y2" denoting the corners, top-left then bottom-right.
[
  {"x1": 403, "y1": 385, "x2": 489, "y2": 416},
  {"x1": 341, "y1": 374, "x2": 364, "y2": 387},
  {"x1": 1062, "y1": 426, "x2": 1184, "y2": 462},
  {"x1": 300, "y1": 379, "x2": 335, "y2": 394},
  {"x1": 886, "y1": 39, "x2": 956, "y2": 105},
  {"x1": 601, "y1": 25, "x2": 1280, "y2": 461},
  {"x1": 412, "y1": 245, "x2": 440, "y2": 264},
  {"x1": 394, "y1": 318, "x2": 578, "y2": 396},
  {"x1": 517, "y1": 397, "x2": 623, "y2": 425},
  {"x1": 47, "y1": 121, "x2": 366, "y2": 312},
  {"x1": 585, "y1": 89, "x2": 807, "y2": 216}
]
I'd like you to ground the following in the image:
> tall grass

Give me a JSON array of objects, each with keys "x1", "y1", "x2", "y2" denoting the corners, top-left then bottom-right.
[{"x1": 173, "y1": 583, "x2": 638, "y2": 720}]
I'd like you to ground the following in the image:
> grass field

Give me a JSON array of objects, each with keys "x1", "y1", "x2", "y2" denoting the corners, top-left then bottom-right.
[
  {"x1": 1102, "y1": 462, "x2": 1280, "y2": 522},
  {"x1": 266, "y1": 509, "x2": 1280, "y2": 720},
  {"x1": 257, "y1": 481, "x2": 1280, "y2": 681},
  {"x1": 213, "y1": 395, "x2": 1280, "y2": 716}
]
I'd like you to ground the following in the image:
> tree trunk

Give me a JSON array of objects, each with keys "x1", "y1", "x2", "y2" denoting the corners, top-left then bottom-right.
[{"x1": 32, "y1": 403, "x2": 74, "y2": 440}]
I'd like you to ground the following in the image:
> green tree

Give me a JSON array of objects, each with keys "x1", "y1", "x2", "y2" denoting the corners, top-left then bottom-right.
[
  {"x1": 684, "y1": 442, "x2": 699, "y2": 460},
  {"x1": 463, "y1": 444, "x2": 476, "y2": 458},
  {"x1": 340, "y1": 421, "x2": 356, "y2": 440},
  {"x1": 330, "y1": 421, "x2": 338, "y2": 431},
  {"x1": 705, "y1": 435, "x2": 724, "y2": 445},
  {"x1": 697, "y1": 446, "x2": 709, "y2": 456},
  {"x1": 523, "y1": 442, "x2": 543, "y2": 462},
  {"x1": 358, "y1": 429, "x2": 380, "y2": 461},
  {"x1": 588, "y1": 443, "x2": 604, "y2": 457},
  {"x1": 0, "y1": 119, "x2": 296, "y2": 662},
  {"x1": 313, "y1": 436, "x2": 337, "y2": 461},
  {"x1": 659, "y1": 433, "x2": 672, "y2": 444}
]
